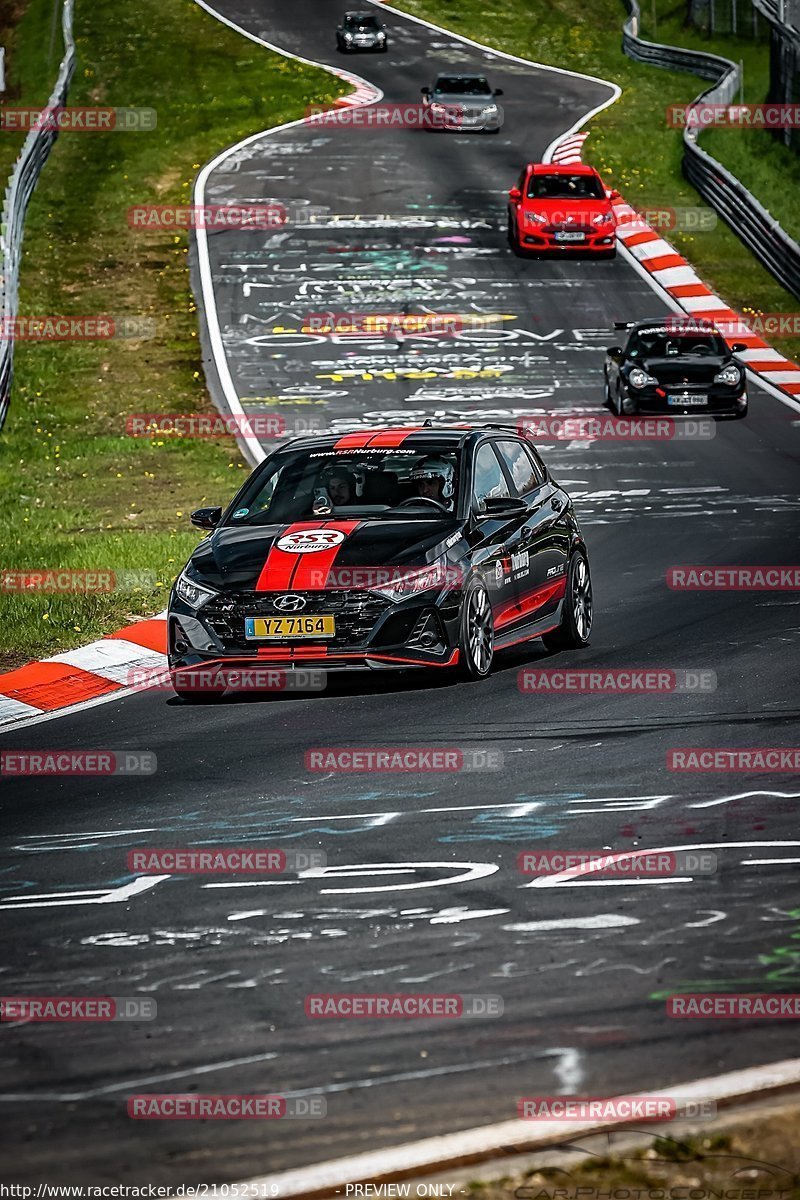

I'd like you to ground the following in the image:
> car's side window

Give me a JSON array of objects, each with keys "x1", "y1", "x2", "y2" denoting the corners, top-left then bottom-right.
[
  {"x1": 472, "y1": 442, "x2": 510, "y2": 510},
  {"x1": 495, "y1": 440, "x2": 543, "y2": 495}
]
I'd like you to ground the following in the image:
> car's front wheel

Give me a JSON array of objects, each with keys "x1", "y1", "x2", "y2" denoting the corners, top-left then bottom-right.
[
  {"x1": 541, "y1": 551, "x2": 593, "y2": 652},
  {"x1": 170, "y1": 670, "x2": 227, "y2": 703},
  {"x1": 507, "y1": 211, "x2": 521, "y2": 253},
  {"x1": 458, "y1": 578, "x2": 495, "y2": 679}
]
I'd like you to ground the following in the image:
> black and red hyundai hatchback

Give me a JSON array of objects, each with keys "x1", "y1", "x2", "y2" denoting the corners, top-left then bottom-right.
[{"x1": 168, "y1": 426, "x2": 592, "y2": 699}]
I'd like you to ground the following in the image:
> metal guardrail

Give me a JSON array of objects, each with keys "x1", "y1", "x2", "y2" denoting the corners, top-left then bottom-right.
[
  {"x1": 621, "y1": 0, "x2": 800, "y2": 300},
  {"x1": 0, "y1": 0, "x2": 75, "y2": 428}
]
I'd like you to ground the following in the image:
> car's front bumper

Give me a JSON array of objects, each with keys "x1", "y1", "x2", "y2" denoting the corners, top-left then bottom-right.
[
  {"x1": 622, "y1": 385, "x2": 748, "y2": 418},
  {"x1": 168, "y1": 586, "x2": 462, "y2": 676},
  {"x1": 518, "y1": 220, "x2": 616, "y2": 253}
]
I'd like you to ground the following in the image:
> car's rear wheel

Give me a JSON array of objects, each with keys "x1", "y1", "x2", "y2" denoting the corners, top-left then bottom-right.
[
  {"x1": 458, "y1": 578, "x2": 494, "y2": 679},
  {"x1": 603, "y1": 371, "x2": 612, "y2": 409},
  {"x1": 541, "y1": 551, "x2": 593, "y2": 651},
  {"x1": 507, "y1": 212, "x2": 521, "y2": 253}
]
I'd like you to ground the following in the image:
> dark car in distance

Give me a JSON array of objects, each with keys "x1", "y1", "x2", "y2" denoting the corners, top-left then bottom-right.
[
  {"x1": 604, "y1": 318, "x2": 749, "y2": 419},
  {"x1": 168, "y1": 426, "x2": 592, "y2": 700},
  {"x1": 336, "y1": 11, "x2": 388, "y2": 51}
]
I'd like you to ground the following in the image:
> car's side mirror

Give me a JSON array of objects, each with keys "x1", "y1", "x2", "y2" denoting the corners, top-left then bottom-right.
[
  {"x1": 494, "y1": 87, "x2": 504, "y2": 96},
  {"x1": 731, "y1": 342, "x2": 748, "y2": 353},
  {"x1": 190, "y1": 506, "x2": 222, "y2": 529},
  {"x1": 508, "y1": 186, "x2": 522, "y2": 202},
  {"x1": 480, "y1": 496, "x2": 528, "y2": 519},
  {"x1": 606, "y1": 188, "x2": 621, "y2": 202},
  {"x1": 606, "y1": 345, "x2": 623, "y2": 358},
  {"x1": 421, "y1": 86, "x2": 431, "y2": 96}
]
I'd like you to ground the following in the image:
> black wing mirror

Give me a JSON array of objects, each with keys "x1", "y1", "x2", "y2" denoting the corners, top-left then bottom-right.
[
  {"x1": 421, "y1": 86, "x2": 431, "y2": 96},
  {"x1": 606, "y1": 345, "x2": 623, "y2": 357},
  {"x1": 190, "y1": 506, "x2": 222, "y2": 529},
  {"x1": 731, "y1": 342, "x2": 748, "y2": 354},
  {"x1": 494, "y1": 87, "x2": 504, "y2": 96},
  {"x1": 480, "y1": 496, "x2": 527, "y2": 519}
]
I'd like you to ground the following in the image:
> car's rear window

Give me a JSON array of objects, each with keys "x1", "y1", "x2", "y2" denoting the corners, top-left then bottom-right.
[{"x1": 527, "y1": 173, "x2": 605, "y2": 200}]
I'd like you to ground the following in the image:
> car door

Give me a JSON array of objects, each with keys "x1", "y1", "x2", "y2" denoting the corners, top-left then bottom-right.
[
  {"x1": 467, "y1": 440, "x2": 526, "y2": 622},
  {"x1": 493, "y1": 439, "x2": 569, "y2": 631}
]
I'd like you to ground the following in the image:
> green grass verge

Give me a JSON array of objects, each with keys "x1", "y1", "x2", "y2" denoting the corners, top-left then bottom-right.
[
  {"x1": 0, "y1": 0, "x2": 345, "y2": 672},
  {"x1": 638, "y1": 4, "x2": 800, "y2": 245},
  {"x1": 395, "y1": 0, "x2": 800, "y2": 355}
]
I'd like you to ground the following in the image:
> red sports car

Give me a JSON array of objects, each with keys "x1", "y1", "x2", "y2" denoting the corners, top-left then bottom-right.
[{"x1": 507, "y1": 162, "x2": 619, "y2": 258}]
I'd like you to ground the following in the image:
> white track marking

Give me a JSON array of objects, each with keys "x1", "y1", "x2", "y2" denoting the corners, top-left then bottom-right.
[{"x1": 0, "y1": 876, "x2": 168, "y2": 910}]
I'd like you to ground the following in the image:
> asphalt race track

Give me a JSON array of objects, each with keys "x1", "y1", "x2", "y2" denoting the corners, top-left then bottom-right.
[{"x1": 2, "y1": 0, "x2": 800, "y2": 1184}]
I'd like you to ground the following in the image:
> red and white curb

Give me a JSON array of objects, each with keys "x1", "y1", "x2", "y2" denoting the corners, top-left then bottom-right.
[
  {"x1": 546, "y1": 130, "x2": 800, "y2": 412},
  {"x1": 0, "y1": 616, "x2": 167, "y2": 730},
  {"x1": 234, "y1": 1057, "x2": 800, "y2": 1199},
  {"x1": 549, "y1": 131, "x2": 589, "y2": 163}
]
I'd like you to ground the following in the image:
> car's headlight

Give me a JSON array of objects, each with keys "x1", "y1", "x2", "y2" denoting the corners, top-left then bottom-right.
[
  {"x1": 429, "y1": 101, "x2": 445, "y2": 112},
  {"x1": 525, "y1": 211, "x2": 548, "y2": 226},
  {"x1": 343, "y1": 32, "x2": 352, "y2": 41},
  {"x1": 628, "y1": 367, "x2": 658, "y2": 389},
  {"x1": 481, "y1": 105, "x2": 498, "y2": 115},
  {"x1": 174, "y1": 568, "x2": 219, "y2": 611},
  {"x1": 714, "y1": 363, "x2": 741, "y2": 386},
  {"x1": 370, "y1": 559, "x2": 456, "y2": 603},
  {"x1": 377, "y1": 31, "x2": 386, "y2": 39},
  {"x1": 592, "y1": 212, "x2": 615, "y2": 226}
]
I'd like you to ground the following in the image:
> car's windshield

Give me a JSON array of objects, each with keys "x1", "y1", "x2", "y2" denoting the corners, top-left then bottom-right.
[
  {"x1": 227, "y1": 445, "x2": 461, "y2": 526},
  {"x1": 628, "y1": 328, "x2": 727, "y2": 358},
  {"x1": 344, "y1": 12, "x2": 378, "y2": 26},
  {"x1": 434, "y1": 76, "x2": 492, "y2": 95},
  {"x1": 527, "y1": 173, "x2": 606, "y2": 200}
]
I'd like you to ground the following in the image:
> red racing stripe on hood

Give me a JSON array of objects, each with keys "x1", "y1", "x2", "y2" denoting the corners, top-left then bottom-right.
[
  {"x1": 255, "y1": 521, "x2": 362, "y2": 592},
  {"x1": 290, "y1": 520, "x2": 362, "y2": 590}
]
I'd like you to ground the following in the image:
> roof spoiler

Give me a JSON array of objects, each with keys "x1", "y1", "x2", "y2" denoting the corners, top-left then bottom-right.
[{"x1": 614, "y1": 321, "x2": 635, "y2": 331}]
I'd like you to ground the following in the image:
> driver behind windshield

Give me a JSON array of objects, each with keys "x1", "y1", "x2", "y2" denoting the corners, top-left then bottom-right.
[
  {"x1": 312, "y1": 465, "x2": 357, "y2": 514},
  {"x1": 408, "y1": 456, "x2": 455, "y2": 510}
]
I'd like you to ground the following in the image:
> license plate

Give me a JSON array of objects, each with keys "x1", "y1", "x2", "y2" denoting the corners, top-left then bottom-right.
[
  {"x1": 554, "y1": 231, "x2": 585, "y2": 242},
  {"x1": 245, "y1": 615, "x2": 336, "y2": 639},
  {"x1": 667, "y1": 394, "x2": 707, "y2": 406}
]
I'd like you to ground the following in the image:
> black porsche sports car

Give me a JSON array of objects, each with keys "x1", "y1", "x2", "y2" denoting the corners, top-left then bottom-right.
[
  {"x1": 168, "y1": 426, "x2": 592, "y2": 700},
  {"x1": 336, "y1": 11, "x2": 388, "y2": 52},
  {"x1": 603, "y1": 317, "x2": 748, "y2": 419}
]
